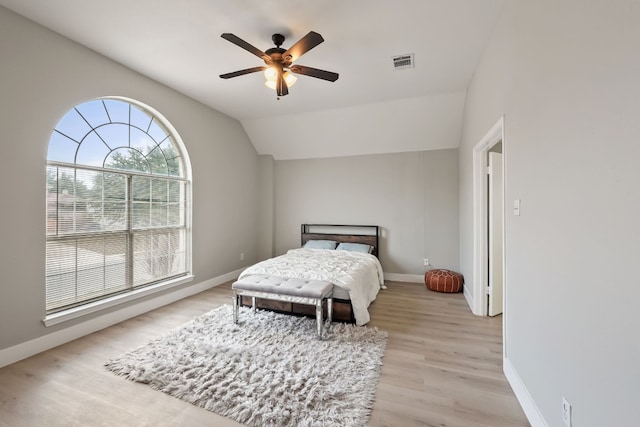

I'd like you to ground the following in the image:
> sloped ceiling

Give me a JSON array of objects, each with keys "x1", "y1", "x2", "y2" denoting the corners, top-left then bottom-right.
[{"x1": 0, "y1": 0, "x2": 504, "y2": 159}]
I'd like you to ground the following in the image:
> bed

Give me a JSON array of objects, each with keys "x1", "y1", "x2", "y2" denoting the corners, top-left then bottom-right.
[{"x1": 237, "y1": 224, "x2": 385, "y2": 325}]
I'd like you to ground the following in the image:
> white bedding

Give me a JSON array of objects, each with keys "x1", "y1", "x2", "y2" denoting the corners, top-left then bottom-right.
[{"x1": 238, "y1": 248, "x2": 385, "y2": 325}]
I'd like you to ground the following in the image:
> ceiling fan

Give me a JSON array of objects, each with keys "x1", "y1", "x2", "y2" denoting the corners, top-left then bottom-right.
[{"x1": 219, "y1": 31, "x2": 339, "y2": 98}]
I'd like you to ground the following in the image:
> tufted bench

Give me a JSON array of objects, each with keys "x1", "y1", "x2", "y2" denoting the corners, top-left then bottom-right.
[{"x1": 231, "y1": 274, "x2": 334, "y2": 339}]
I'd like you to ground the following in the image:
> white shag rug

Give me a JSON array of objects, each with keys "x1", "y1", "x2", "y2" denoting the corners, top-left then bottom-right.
[{"x1": 105, "y1": 304, "x2": 387, "y2": 427}]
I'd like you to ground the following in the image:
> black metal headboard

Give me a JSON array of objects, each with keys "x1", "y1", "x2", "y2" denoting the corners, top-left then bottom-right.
[{"x1": 300, "y1": 224, "x2": 380, "y2": 258}]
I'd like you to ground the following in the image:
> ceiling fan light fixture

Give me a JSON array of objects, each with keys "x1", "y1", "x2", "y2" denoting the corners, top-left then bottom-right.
[
  {"x1": 264, "y1": 71, "x2": 297, "y2": 90},
  {"x1": 284, "y1": 72, "x2": 297, "y2": 87},
  {"x1": 264, "y1": 67, "x2": 277, "y2": 81}
]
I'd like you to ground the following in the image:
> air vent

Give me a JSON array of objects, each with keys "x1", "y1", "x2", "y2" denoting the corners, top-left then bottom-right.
[{"x1": 392, "y1": 53, "x2": 414, "y2": 70}]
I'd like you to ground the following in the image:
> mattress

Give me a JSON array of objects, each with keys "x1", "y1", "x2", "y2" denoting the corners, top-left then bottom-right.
[{"x1": 332, "y1": 285, "x2": 350, "y2": 300}]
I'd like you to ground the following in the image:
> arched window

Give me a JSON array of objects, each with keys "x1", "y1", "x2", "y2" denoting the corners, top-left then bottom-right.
[{"x1": 45, "y1": 97, "x2": 191, "y2": 317}]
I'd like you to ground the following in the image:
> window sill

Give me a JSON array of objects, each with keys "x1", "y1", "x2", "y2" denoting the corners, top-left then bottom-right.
[{"x1": 43, "y1": 274, "x2": 195, "y2": 327}]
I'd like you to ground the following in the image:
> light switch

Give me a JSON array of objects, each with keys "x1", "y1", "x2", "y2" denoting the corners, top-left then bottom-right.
[{"x1": 513, "y1": 199, "x2": 521, "y2": 216}]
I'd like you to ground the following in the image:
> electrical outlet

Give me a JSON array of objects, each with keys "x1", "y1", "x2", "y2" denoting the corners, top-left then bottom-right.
[
  {"x1": 423, "y1": 258, "x2": 430, "y2": 266},
  {"x1": 562, "y1": 397, "x2": 572, "y2": 427},
  {"x1": 240, "y1": 252, "x2": 245, "y2": 261}
]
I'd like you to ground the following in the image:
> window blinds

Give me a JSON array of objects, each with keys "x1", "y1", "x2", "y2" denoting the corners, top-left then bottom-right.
[{"x1": 45, "y1": 165, "x2": 188, "y2": 312}]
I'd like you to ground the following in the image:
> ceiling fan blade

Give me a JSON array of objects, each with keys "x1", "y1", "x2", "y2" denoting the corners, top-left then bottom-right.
[
  {"x1": 221, "y1": 33, "x2": 270, "y2": 62},
  {"x1": 282, "y1": 31, "x2": 324, "y2": 63},
  {"x1": 276, "y1": 72, "x2": 289, "y2": 97},
  {"x1": 219, "y1": 66, "x2": 267, "y2": 79},
  {"x1": 289, "y1": 64, "x2": 339, "y2": 82}
]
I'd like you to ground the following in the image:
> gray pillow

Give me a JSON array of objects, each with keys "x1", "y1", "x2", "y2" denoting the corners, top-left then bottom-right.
[
  {"x1": 336, "y1": 242, "x2": 373, "y2": 253},
  {"x1": 303, "y1": 239, "x2": 338, "y2": 250}
]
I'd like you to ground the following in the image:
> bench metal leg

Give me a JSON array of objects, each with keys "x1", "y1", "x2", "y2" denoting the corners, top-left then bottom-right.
[
  {"x1": 327, "y1": 298, "x2": 333, "y2": 324},
  {"x1": 315, "y1": 300, "x2": 323, "y2": 339},
  {"x1": 252, "y1": 296, "x2": 256, "y2": 312},
  {"x1": 232, "y1": 292, "x2": 239, "y2": 324}
]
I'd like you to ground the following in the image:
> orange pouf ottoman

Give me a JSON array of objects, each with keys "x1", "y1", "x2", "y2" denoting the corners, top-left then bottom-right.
[{"x1": 424, "y1": 269, "x2": 464, "y2": 293}]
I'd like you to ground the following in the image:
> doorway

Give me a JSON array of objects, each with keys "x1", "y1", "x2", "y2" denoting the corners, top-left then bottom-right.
[{"x1": 471, "y1": 117, "x2": 506, "y2": 320}]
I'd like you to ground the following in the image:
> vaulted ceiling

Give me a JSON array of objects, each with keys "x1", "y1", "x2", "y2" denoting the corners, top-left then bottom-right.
[{"x1": 0, "y1": 0, "x2": 504, "y2": 159}]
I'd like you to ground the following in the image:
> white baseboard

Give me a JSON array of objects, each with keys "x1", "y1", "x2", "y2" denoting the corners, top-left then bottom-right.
[
  {"x1": 383, "y1": 272, "x2": 424, "y2": 283},
  {"x1": 504, "y1": 356, "x2": 548, "y2": 427},
  {"x1": 0, "y1": 267, "x2": 245, "y2": 369},
  {"x1": 463, "y1": 284, "x2": 474, "y2": 312}
]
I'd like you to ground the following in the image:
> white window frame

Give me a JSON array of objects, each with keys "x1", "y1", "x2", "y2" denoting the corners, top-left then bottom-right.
[{"x1": 44, "y1": 97, "x2": 192, "y2": 327}]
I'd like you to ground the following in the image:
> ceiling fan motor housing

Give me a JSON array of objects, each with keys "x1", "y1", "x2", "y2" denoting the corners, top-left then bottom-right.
[{"x1": 266, "y1": 34, "x2": 289, "y2": 64}]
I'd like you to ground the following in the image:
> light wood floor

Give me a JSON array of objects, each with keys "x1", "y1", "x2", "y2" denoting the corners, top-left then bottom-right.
[{"x1": 0, "y1": 281, "x2": 529, "y2": 427}]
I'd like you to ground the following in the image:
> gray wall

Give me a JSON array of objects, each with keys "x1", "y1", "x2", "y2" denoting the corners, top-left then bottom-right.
[
  {"x1": 274, "y1": 150, "x2": 459, "y2": 276},
  {"x1": 257, "y1": 155, "x2": 276, "y2": 261},
  {"x1": 0, "y1": 7, "x2": 261, "y2": 350},
  {"x1": 459, "y1": 1, "x2": 640, "y2": 426}
]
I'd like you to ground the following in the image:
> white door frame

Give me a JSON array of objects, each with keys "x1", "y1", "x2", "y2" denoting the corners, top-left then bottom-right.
[{"x1": 471, "y1": 116, "x2": 505, "y2": 318}]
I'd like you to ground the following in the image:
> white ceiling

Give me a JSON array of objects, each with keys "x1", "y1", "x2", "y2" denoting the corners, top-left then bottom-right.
[{"x1": 0, "y1": 0, "x2": 504, "y2": 159}]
